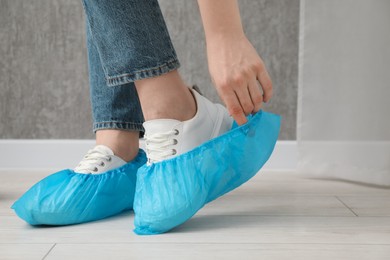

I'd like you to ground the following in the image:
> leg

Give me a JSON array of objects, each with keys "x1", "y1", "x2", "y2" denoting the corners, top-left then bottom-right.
[
  {"x1": 86, "y1": 16, "x2": 143, "y2": 162},
  {"x1": 82, "y1": 0, "x2": 194, "y2": 138},
  {"x1": 11, "y1": 1, "x2": 155, "y2": 225},
  {"x1": 82, "y1": 0, "x2": 202, "y2": 161},
  {"x1": 81, "y1": 0, "x2": 180, "y2": 86}
]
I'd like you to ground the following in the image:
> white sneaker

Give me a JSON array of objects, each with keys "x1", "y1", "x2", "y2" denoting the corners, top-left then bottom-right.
[
  {"x1": 143, "y1": 87, "x2": 233, "y2": 164},
  {"x1": 74, "y1": 145, "x2": 127, "y2": 174}
]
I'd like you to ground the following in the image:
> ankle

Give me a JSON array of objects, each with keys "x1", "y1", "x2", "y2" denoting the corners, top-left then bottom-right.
[
  {"x1": 96, "y1": 130, "x2": 139, "y2": 162},
  {"x1": 108, "y1": 146, "x2": 139, "y2": 162},
  {"x1": 135, "y1": 70, "x2": 196, "y2": 122},
  {"x1": 144, "y1": 88, "x2": 196, "y2": 121}
]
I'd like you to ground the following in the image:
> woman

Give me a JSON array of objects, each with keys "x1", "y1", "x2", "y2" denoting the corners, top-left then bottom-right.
[{"x1": 12, "y1": 0, "x2": 277, "y2": 235}]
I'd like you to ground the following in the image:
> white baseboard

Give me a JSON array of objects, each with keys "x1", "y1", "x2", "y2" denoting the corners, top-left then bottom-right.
[{"x1": 0, "y1": 140, "x2": 297, "y2": 171}]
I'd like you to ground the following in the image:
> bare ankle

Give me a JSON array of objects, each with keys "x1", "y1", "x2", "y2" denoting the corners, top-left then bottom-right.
[
  {"x1": 96, "y1": 130, "x2": 139, "y2": 162},
  {"x1": 143, "y1": 88, "x2": 196, "y2": 121},
  {"x1": 135, "y1": 70, "x2": 196, "y2": 121}
]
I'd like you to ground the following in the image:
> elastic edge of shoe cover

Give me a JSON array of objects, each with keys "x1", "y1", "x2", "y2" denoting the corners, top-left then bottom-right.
[{"x1": 143, "y1": 110, "x2": 269, "y2": 167}]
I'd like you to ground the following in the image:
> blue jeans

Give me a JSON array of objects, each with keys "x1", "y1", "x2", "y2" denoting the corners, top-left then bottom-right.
[{"x1": 81, "y1": 0, "x2": 181, "y2": 134}]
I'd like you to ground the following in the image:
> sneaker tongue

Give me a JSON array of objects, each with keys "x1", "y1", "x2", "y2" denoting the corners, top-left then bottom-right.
[
  {"x1": 143, "y1": 119, "x2": 181, "y2": 136},
  {"x1": 93, "y1": 145, "x2": 115, "y2": 156}
]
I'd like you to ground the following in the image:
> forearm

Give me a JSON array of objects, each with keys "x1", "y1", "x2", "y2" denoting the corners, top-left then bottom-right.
[{"x1": 197, "y1": 0, "x2": 245, "y2": 42}]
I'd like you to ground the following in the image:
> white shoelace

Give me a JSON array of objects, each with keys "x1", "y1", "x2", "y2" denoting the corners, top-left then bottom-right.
[
  {"x1": 74, "y1": 147, "x2": 112, "y2": 173},
  {"x1": 145, "y1": 129, "x2": 179, "y2": 164}
]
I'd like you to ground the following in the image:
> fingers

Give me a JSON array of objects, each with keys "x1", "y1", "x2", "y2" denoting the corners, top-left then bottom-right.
[
  {"x1": 257, "y1": 69, "x2": 273, "y2": 103},
  {"x1": 212, "y1": 60, "x2": 272, "y2": 126},
  {"x1": 222, "y1": 89, "x2": 248, "y2": 125},
  {"x1": 234, "y1": 85, "x2": 254, "y2": 116},
  {"x1": 248, "y1": 78, "x2": 263, "y2": 113},
  {"x1": 218, "y1": 74, "x2": 266, "y2": 125}
]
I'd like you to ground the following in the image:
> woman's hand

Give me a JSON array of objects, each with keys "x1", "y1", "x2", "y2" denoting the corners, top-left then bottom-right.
[
  {"x1": 206, "y1": 34, "x2": 273, "y2": 125},
  {"x1": 196, "y1": 0, "x2": 273, "y2": 125}
]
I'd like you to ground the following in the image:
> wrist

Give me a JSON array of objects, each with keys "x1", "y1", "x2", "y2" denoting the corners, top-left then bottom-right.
[{"x1": 205, "y1": 30, "x2": 246, "y2": 44}]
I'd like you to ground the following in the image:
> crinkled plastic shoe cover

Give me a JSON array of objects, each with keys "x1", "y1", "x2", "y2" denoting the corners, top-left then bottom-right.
[
  {"x1": 134, "y1": 110, "x2": 281, "y2": 235},
  {"x1": 12, "y1": 150, "x2": 146, "y2": 226}
]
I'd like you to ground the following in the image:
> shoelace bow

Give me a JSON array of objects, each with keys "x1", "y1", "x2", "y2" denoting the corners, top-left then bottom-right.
[
  {"x1": 75, "y1": 148, "x2": 112, "y2": 173},
  {"x1": 145, "y1": 129, "x2": 179, "y2": 163}
]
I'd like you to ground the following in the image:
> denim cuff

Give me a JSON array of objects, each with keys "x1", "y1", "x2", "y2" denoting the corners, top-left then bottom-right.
[
  {"x1": 93, "y1": 121, "x2": 145, "y2": 134},
  {"x1": 106, "y1": 59, "x2": 180, "y2": 87}
]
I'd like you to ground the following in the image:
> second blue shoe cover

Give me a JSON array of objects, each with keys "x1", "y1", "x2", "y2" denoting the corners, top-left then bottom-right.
[
  {"x1": 133, "y1": 110, "x2": 281, "y2": 235},
  {"x1": 12, "y1": 149, "x2": 146, "y2": 226}
]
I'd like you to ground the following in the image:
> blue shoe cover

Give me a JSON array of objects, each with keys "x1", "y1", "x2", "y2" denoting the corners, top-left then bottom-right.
[
  {"x1": 12, "y1": 149, "x2": 147, "y2": 226},
  {"x1": 133, "y1": 110, "x2": 281, "y2": 235}
]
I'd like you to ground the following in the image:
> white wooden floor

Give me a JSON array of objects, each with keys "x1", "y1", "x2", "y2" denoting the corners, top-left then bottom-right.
[{"x1": 1, "y1": 170, "x2": 390, "y2": 260}]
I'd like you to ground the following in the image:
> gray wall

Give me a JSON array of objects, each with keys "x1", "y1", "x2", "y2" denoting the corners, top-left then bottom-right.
[{"x1": 0, "y1": 0, "x2": 299, "y2": 140}]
